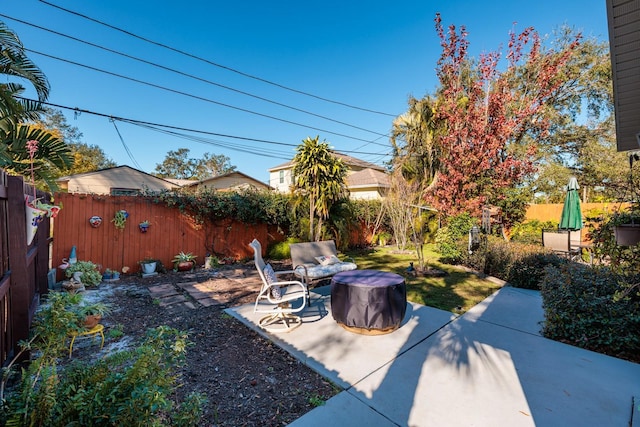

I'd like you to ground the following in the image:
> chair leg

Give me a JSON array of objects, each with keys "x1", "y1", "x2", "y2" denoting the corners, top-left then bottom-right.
[{"x1": 258, "y1": 312, "x2": 303, "y2": 333}]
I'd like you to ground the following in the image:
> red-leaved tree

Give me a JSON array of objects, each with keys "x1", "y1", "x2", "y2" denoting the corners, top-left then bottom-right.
[{"x1": 427, "y1": 14, "x2": 581, "y2": 220}]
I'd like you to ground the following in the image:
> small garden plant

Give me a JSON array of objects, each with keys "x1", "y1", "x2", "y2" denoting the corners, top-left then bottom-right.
[
  {"x1": 65, "y1": 260, "x2": 102, "y2": 287},
  {"x1": 0, "y1": 292, "x2": 205, "y2": 426}
]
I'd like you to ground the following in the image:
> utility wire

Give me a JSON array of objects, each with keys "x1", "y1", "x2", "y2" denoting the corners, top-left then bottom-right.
[
  {"x1": 38, "y1": 0, "x2": 398, "y2": 117},
  {"x1": 129, "y1": 122, "x2": 293, "y2": 161},
  {"x1": 109, "y1": 118, "x2": 142, "y2": 169},
  {"x1": 18, "y1": 96, "x2": 392, "y2": 158},
  {"x1": 27, "y1": 48, "x2": 391, "y2": 146},
  {"x1": 1, "y1": 14, "x2": 390, "y2": 138}
]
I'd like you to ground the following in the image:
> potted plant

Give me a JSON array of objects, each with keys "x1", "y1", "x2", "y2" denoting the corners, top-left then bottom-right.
[
  {"x1": 139, "y1": 258, "x2": 159, "y2": 274},
  {"x1": 204, "y1": 254, "x2": 219, "y2": 269},
  {"x1": 76, "y1": 302, "x2": 112, "y2": 329},
  {"x1": 172, "y1": 252, "x2": 197, "y2": 271},
  {"x1": 102, "y1": 268, "x2": 120, "y2": 281},
  {"x1": 139, "y1": 220, "x2": 151, "y2": 233},
  {"x1": 612, "y1": 210, "x2": 640, "y2": 246},
  {"x1": 111, "y1": 210, "x2": 128, "y2": 230},
  {"x1": 65, "y1": 261, "x2": 102, "y2": 287}
]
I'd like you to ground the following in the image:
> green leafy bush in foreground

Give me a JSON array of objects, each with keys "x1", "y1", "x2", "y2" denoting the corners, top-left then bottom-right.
[
  {"x1": 0, "y1": 292, "x2": 205, "y2": 426},
  {"x1": 540, "y1": 264, "x2": 640, "y2": 360}
]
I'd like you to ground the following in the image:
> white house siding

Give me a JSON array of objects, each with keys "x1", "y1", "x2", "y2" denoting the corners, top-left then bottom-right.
[
  {"x1": 59, "y1": 167, "x2": 176, "y2": 194},
  {"x1": 269, "y1": 169, "x2": 294, "y2": 193},
  {"x1": 349, "y1": 189, "x2": 383, "y2": 200}
]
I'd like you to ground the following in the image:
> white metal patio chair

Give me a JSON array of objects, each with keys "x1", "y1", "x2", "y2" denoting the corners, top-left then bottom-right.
[{"x1": 249, "y1": 239, "x2": 308, "y2": 333}]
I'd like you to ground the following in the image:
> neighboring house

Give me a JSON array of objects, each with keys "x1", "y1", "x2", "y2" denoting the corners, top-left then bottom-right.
[
  {"x1": 186, "y1": 171, "x2": 272, "y2": 192},
  {"x1": 345, "y1": 168, "x2": 390, "y2": 200},
  {"x1": 268, "y1": 153, "x2": 389, "y2": 200},
  {"x1": 56, "y1": 165, "x2": 185, "y2": 195}
]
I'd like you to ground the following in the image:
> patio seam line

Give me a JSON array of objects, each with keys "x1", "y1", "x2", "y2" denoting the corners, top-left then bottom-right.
[
  {"x1": 346, "y1": 314, "x2": 462, "y2": 391},
  {"x1": 343, "y1": 389, "x2": 403, "y2": 427},
  {"x1": 323, "y1": 313, "x2": 463, "y2": 427},
  {"x1": 471, "y1": 318, "x2": 544, "y2": 337}
]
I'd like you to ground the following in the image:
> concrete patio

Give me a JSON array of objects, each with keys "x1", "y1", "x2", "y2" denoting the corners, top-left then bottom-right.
[{"x1": 227, "y1": 285, "x2": 640, "y2": 426}]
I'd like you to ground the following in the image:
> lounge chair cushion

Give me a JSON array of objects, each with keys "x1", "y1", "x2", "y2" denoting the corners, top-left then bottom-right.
[
  {"x1": 263, "y1": 264, "x2": 281, "y2": 300},
  {"x1": 294, "y1": 261, "x2": 358, "y2": 280}
]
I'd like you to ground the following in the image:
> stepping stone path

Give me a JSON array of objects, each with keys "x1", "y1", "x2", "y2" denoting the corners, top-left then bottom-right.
[{"x1": 146, "y1": 268, "x2": 263, "y2": 309}]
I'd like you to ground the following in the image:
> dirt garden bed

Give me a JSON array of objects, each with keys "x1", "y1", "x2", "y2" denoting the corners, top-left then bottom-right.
[{"x1": 70, "y1": 262, "x2": 339, "y2": 426}]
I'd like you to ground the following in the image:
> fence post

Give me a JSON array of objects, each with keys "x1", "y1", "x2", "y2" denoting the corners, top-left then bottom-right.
[{"x1": 7, "y1": 175, "x2": 31, "y2": 347}]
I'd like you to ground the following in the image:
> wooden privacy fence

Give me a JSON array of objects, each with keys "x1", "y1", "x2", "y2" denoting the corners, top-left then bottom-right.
[
  {"x1": 0, "y1": 171, "x2": 52, "y2": 366},
  {"x1": 525, "y1": 202, "x2": 632, "y2": 223},
  {"x1": 51, "y1": 193, "x2": 285, "y2": 276}
]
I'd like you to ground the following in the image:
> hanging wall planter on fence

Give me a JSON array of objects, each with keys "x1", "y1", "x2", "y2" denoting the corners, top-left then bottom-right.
[
  {"x1": 25, "y1": 200, "x2": 47, "y2": 245},
  {"x1": 89, "y1": 216, "x2": 102, "y2": 228},
  {"x1": 112, "y1": 210, "x2": 128, "y2": 230},
  {"x1": 25, "y1": 196, "x2": 61, "y2": 245},
  {"x1": 139, "y1": 220, "x2": 151, "y2": 233}
]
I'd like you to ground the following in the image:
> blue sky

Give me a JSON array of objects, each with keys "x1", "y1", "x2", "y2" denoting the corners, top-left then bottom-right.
[{"x1": 3, "y1": 1, "x2": 609, "y2": 185}]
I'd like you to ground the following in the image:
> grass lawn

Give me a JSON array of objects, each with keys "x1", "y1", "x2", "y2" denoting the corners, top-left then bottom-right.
[{"x1": 345, "y1": 244, "x2": 503, "y2": 313}]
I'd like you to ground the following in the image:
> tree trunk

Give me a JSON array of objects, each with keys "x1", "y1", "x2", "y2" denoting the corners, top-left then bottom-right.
[
  {"x1": 315, "y1": 217, "x2": 324, "y2": 242},
  {"x1": 308, "y1": 197, "x2": 315, "y2": 242}
]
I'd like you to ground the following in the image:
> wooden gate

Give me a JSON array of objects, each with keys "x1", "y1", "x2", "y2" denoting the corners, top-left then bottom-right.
[{"x1": 0, "y1": 171, "x2": 51, "y2": 365}]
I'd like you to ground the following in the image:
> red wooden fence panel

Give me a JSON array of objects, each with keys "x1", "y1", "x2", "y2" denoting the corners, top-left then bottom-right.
[{"x1": 51, "y1": 193, "x2": 284, "y2": 275}]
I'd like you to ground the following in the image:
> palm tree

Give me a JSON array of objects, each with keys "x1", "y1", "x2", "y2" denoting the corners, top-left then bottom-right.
[
  {"x1": 389, "y1": 96, "x2": 442, "y2": 270},
  {"x1": 390, "y1": 96, "x2": 441, "y2": 188},
  {"x1": 0, "y1": 22, "x2": 50, "y2": 102},
  {"x1": 292, "y1": 136, "x2": 348, "y2": 241},
  {"x1": 0, "y1": 21, "x2": 70, "y2": 188}
]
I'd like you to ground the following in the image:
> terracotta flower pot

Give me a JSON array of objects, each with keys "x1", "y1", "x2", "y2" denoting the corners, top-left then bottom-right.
[
  {"x1": 84, "y1": 314, "x2": 102, "y2": 329},
  {"x1": 177, "y1": 261, "x2": 194, "y2": 271}
]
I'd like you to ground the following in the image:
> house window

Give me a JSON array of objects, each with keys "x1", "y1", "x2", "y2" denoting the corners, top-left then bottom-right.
[
  {"x1": 110, "y1": 188, "x2": 139, "y2": 196},
  {"x1": 279, "y1": 170, "x2": 284, "y2": 184}
]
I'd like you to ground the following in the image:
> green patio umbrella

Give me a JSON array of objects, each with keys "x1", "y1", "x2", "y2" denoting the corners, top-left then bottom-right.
[{"x1": 559, "y1": 177, "x2": 583, "y2": 230}]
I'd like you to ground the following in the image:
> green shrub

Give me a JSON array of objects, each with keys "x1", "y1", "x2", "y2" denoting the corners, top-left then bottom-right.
[
  {"x1": 0, "y1": 293, "x2": 205, "y2": 426},
  {"x1": 540, "y1": 264, "x2": 640, "y2": 360},
  {"x1": 510, "y1": 219, "x2": 558, "y2": 245},
  {"x1": 458, "y1": 237, "x2": 567, "y2": 290},
  {"x1": 506, "y1": 251, "x2": 568, "y2": 290},
  {"x1": 435, "y1": 213, "x2": 476, "y2": 263},
  {"x1": 146, "y1": 188, "x2": 292, "y2": 228},
  {"x1": 65, "y1": 261, "x2": 102, "y2": 287},
  {"x1": 267, "y1": 237, "x2": 302, "y2": 260}
]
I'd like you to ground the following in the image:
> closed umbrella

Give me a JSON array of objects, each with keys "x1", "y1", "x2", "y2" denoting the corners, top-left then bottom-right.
[{"x1": 559, "y1": 177, "x2": 583, "y2": 231}]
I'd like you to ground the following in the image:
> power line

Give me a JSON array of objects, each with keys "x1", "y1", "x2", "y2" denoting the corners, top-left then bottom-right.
[
  {"x1": 19, "y1": 97, "x2": 392, "y2": 158},
  {"x1": 38, "y1": 0, "x2": 399, "y2": 117},
  {"x1": 128, "y1": 122, "x2": 293, "y2": 161},
  {"x1": 27, "y1": 48, "x2": 392, "y2": 146},
  {"x1": 0, "y1": 13, "x2": 390, "y2": 138},
  {"x1": 109, "y1": 118, "x2": 142, "y2": 169}
]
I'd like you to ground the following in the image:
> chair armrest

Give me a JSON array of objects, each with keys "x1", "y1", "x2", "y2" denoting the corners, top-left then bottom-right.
[
  {"x1": 274, "y1": 269, "x2": 296, "y2": 276},
  {"x1": 292, "y1": 264, "x2": 309, "y2": 277}
]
